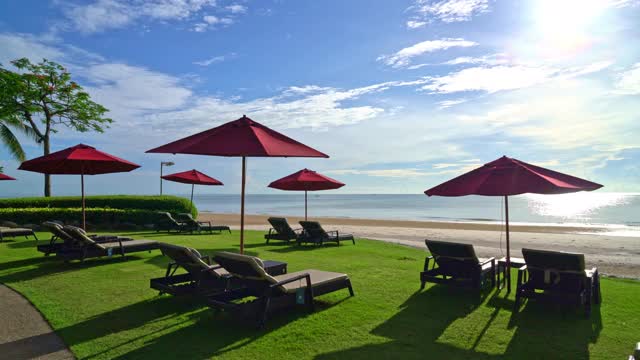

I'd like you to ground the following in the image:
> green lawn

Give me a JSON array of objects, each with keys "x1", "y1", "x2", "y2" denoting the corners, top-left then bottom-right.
[{"x1": 1, "y1": 230, "x2": 638, "y2": 359}]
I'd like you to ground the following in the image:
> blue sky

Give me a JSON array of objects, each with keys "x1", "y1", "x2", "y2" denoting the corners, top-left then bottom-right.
[{"x1": 0, "y1": 0, "x2": 639, "y2": 197}]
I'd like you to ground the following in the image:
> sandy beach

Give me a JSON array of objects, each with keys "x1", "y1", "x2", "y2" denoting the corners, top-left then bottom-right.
[{"x1": 200, "y1": 212, "x2": 640, "y2": 279}]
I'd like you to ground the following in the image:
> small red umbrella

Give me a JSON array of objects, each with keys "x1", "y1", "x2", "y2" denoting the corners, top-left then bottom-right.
[
  {"x1": 268, "y1": 168, "x2": 345, "y2": 220},
  {"x1": 425, "y1": 156, "x2": 602, "y2": 291},
  {"x1": 147, "y1": 115, "x2": 328, "y2": 253},
  {"x1": 0, "y1": 173, "x2": 16, "y2": 181},
  {"x1": 18, "y1": 144, "x2": 140, "y2": 229},
  {"x1": 162, "y1": 169, "x2": 223, "y2": 210}
]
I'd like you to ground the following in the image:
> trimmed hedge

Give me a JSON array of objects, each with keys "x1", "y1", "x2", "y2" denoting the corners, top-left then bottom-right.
[
  {"x1": 0, "y1": 195, "x2": 197, "y2": 228},
  {"x1": 0, "y1": 208, "x2": 165, "y2": 227},
  {"x1": 0, "y1": 195, "x2": 196, "y2": 217}
]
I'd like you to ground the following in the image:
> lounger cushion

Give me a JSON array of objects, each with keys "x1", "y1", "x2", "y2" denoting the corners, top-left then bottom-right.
[
  {"x1": 273, "y1": 270, "x2": 349, "y2": 294},
  {"x1": 328, "y1": 234, "x2": 354, "y2": 241},
  {"x1": 522, "y1": 248, "x2": 585, "y2": 272},
  {"x1": 214, "y1": 251, "x2": 270, "y2": 281},
  {"x1": 425, "y1": 239, "x2": 478, "y2": 261},
  {"x1": 100, "y1": 239, "x2": 158, "y2": 250},
  {"x1": 0, "y1": 228, "x2": 35, "y2": 236}
]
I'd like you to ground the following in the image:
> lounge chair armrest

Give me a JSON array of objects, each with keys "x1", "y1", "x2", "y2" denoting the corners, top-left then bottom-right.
[
  {"x1": 479, "y1": 257, "x2": 495, "y2": 266},
  {"x1": 270, "y1": 273, "x2": 312, "y2": 288},
  {"x1": 198, "y1": 221, "x2": 212, "y2": 226},
  {"x1": 518, "y1": 265, "x2": 527, "y2": 272},
  {"x1": 424, "y1": 256, "x2": 434, "y2": 271},
  {"x1": 202, "y1": 264, "x2": 224, "y2": 273},
  {"x1": 201, "y1": 255, "x2": 212, "y2": 265},
  {"x1": 326, "y1": 230, "x2": 339, "y2": 236}
]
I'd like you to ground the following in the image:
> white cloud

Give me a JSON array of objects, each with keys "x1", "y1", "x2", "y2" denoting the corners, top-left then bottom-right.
[
  {"x1": 193, "y1": 53, "x2": 237, "y2": 66},
  {"x1": 378, "y1": 38, "x2": 478, "y2": 68},
  {"x1": 614, "y1": 62, "x2": 640, "y2": 95},
  {"x1": 421, "y1": 61, "x2": 611, "y2": 94},
  {"x1": 60, "y1": 0, "x2": 226, "y2": 34},
  {"x1": 406, "y1": 20, "x2": 427, "y2": 29},
  {"x1": 437, "y1": 99, "x2": 467, "y2": 109},
  {"x1": 226, "y1": 4, "x2": 247, "y2": 14},
  {"x1": 194, "y1": 14, "x2": 234, "y2": 31},
  {"x1": 442, "y1": 53, "x2": 509, "y2": 66},
  {"x1": 326, "y1": 169, "x2": 428, "y2": 178},
  {"x1": 409, "y1": 0, "x2": 490, "y2": 24}
]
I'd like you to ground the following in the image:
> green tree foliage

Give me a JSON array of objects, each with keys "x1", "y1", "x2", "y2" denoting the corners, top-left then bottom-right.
[{"x1": 0, "y1": 58, "x2": 112, "y2": 196}]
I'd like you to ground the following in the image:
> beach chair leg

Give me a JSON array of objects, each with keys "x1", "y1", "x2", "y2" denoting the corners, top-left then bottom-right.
[{"x1": 347, "y1": 279, "x2": 355, "y2": 296}]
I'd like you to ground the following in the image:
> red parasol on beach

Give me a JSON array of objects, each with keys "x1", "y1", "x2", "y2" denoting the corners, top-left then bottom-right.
[
  {"x1": 162, "y1": 169, "x2": 223, "y2": 210},
  {"x1": 268, "y1": 168, "x2": 344, "y2": 220},
  {"x1": 0, "y1": 173, "x2": 16, "y2": 181},
  {"x1": 18, "y1": 144, "x2": 140, "y2": 229},
  {"x1": 425, "y1": 156, "x2": 602, "y2": 291},
  {"x1": 147, "y1": 115, "x2": 328, "y2": 253}
]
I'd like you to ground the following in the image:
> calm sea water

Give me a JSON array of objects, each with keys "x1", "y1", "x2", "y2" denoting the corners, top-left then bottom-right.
[{"x1": 192, "y1": 193, "x2": 640, "y2": 236}]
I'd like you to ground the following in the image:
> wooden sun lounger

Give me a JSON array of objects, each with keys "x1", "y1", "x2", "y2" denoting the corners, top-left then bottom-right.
[
  {"x1": 207, "y1": 251, "x2": 354, "y2": 327},
  {"x1": 176, "y1": 213, "x2": 231, "y2": 234},
  {"x1": 155, "y1": 212, "x2": 188, "y2": 233},
  {"x1": 298, "y1": 221, "x2": 355, "y2": 245},
  {"x1": 0, "y1": 226, "x2": 37, "y2": 242},
  {"x1": 420, "y1": 239, "x2": 495, "y2": 290},
  {"x1": 264, "y1": 217, "x2": 302, "y2": 244},
  {"x1": 38, "y1": 221, "x2": 128, "y2": 255},
  {"x1": 55, "y1": 226, "x2": 158, "y2": 262},
  {"x1": 150, "y1": 243, "x2": 232, "y2": 296},
  {"x1": 515, "y1": 248, "x2": 601, "y2": 317}
]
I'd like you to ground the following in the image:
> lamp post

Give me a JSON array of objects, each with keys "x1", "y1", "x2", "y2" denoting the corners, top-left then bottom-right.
[{"x1": 160, "y1": 161, "x2": 174, "y2": 195}]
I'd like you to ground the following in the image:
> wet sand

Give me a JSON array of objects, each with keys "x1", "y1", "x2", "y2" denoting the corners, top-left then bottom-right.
[{"x1": 200, "y1": 212, "x2": 640, "y2": 279}]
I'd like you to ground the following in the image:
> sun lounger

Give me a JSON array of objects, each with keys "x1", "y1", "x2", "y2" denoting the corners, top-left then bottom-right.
[
  {"x1": 0, "y1": 226, "x2": 38, "y2": 242},
  {"x1": 298, "y1": 221, "x2": 355, "y2": 245},
  {"x1": 420, "y1": 239, "x2": 496, "y2": 290},
  {"x1": 515, "y1": 248, "x2": 601, "y2": 317},
  {"x1": 264, "y1": 217, "x2": 302, "y2": 244},
  {"x1": 629, "y1": 343, "x2": 640, "y2": 360},
  {"x1": 37, "y1": 221, "x2": 128, "y2": 255},
  {"x1": 150, "y1": 243, "x2": 232, "y2": 296},
  {"x1": 208, "y1": 251, "x2": 354, "y2": 327},
  {"x1": 175, "y1": 213, "x2": 231, "y2": 234},
  {"x1": 155, "y1": 212, "x2": 188, "y2": 233},
  {"x1": 55, "y1": 226, "x2": 158, "y2": 262}
]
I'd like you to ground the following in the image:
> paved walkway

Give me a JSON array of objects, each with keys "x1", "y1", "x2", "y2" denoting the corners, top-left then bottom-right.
[{"x1": 0, "y1": 284, "x2": 74, "y2": 359}]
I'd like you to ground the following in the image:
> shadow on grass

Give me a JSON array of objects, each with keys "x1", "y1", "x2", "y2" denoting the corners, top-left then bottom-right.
[
  {"x1": 60, "y1": 291, "x2": 347, "y2": 359},
  {"x1": 315, "y1": 285, "x2": 602, "y2": 360},
  {"x1": 6, "y1": 239, "x2": 40, "y2": 249},
  {"x1": 0, "y1": 255, "x2": 147, "y2": 284}
]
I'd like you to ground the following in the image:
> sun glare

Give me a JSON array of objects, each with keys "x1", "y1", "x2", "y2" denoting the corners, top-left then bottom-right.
[{"x1": 533, "y1": 0, "x2": 607, "y2": 57}]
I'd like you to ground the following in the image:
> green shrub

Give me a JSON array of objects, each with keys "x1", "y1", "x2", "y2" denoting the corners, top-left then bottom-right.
[
  {"x1": 0, "y1": 195, "x2": 196, "y2": 217},
  {"x1": 0, "y1": 207, "x2": 167, "y2": 227}
]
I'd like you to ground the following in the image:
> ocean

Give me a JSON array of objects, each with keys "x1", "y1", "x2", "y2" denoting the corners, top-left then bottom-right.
[{"x1": 191, "y1": 192, "x2": 640, "y2": 236}]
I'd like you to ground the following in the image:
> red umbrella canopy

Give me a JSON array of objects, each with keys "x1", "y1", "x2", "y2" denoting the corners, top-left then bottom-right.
[
  {"x1": 19, "y1": 144, "x2": 140, "y2": 175},
  {"x1": 162, "y1": 169, "x2": 223, "y2": 186},
  {"x1": 0, "y1": 173, "x2": 16, "y2": 181},
  {"x1": 146, "y1": 115, "x2": 329, "y2": 158},
  {"x1": 425, "y1": 156, "x2": 602, "y2": 197},
  {"x1": 268, "y1": 168, "x2": 344, "y2": 191}
]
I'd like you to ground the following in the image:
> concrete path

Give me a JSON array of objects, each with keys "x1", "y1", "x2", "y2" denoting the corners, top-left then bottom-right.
[{"x1": 0, "y1": 284, "x2": 74, "y2": 360}]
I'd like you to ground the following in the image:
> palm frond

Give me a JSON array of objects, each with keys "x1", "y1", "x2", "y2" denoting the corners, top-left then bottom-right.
[{"x1": 0, "y1": 124, "x2": 27, "y2": 161}]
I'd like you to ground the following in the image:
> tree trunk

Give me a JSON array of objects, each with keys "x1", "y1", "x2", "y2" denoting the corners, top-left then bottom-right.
[{"x1": 43, "y1": 135, "x2": 51, "y2": 197}]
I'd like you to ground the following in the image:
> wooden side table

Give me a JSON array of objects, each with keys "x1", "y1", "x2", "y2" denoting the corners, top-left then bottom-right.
[
  {"x1": 497, "y1": 257, "x2": 526, "y2": 290},
  {"x1": 263, "y1": 260, "x2": 288, "y2": 276}
]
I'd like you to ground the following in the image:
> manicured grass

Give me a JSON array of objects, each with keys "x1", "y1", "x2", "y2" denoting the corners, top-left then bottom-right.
[{"x1": 1, "y1": 231, "x2": 639, "y2": 359}]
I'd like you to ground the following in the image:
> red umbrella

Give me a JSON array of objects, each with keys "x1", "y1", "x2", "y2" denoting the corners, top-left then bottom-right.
[
  {"x1": 162, "y1": 169, "x2": 223, "y2": 210},
  {"x1": 147, "y1": 115, "x2": 328, "y2": 253},
  {"x1": 0, "y1": 173, "x2": 16, "y2": 181},
  {"x1": 18, "y1": 144, "x2": 140, "y2": 229},
  {"x1": 425, "y1": 156, "x2": 602, "y2": 291},
  {"x1": 268, "y1": 168, "x2": 344, "y2": 220}
]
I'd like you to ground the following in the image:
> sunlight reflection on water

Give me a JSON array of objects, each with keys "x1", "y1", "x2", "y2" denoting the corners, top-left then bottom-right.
[{"x1": 525, "y1": 193, "x2": 633, "y2": 221}]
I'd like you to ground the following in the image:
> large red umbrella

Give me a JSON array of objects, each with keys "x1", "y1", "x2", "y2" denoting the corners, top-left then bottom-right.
[
  {"x1": 268, "y1": 168, "x2": 344, "y2": 220},
  {"x1": 0, "y1": 173, "x2": 16, "y2": 181},
  {"x1": 425, "y1": 156, "x2": 602, "y2": 291},
  {"x1": 147, "y1": 115, "x2": 328, "y2": 253},
  {"x1": 18, "y1": 144, "x2": 140, "y2": 229},
  {"x1": 162, "y1": 169, "x2": 223, "y2": 210}
]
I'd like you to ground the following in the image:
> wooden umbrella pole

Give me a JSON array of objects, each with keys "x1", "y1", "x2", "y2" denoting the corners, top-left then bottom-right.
[
  {"x1": 305, "y1": 190, "x2": 308, "y2": 221},
  {"x1": 190, "y1": 184, "x2": 194, "y2": 211},
  {"x1": 81, "y1": 173, "x2": 86, "y2": 230},
  {"x1": 505, "y1": 195, "x2": 511, "y2": 292},
  {"x1": 240, "y1": 156, "x2": 246, "y2": 254}
]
